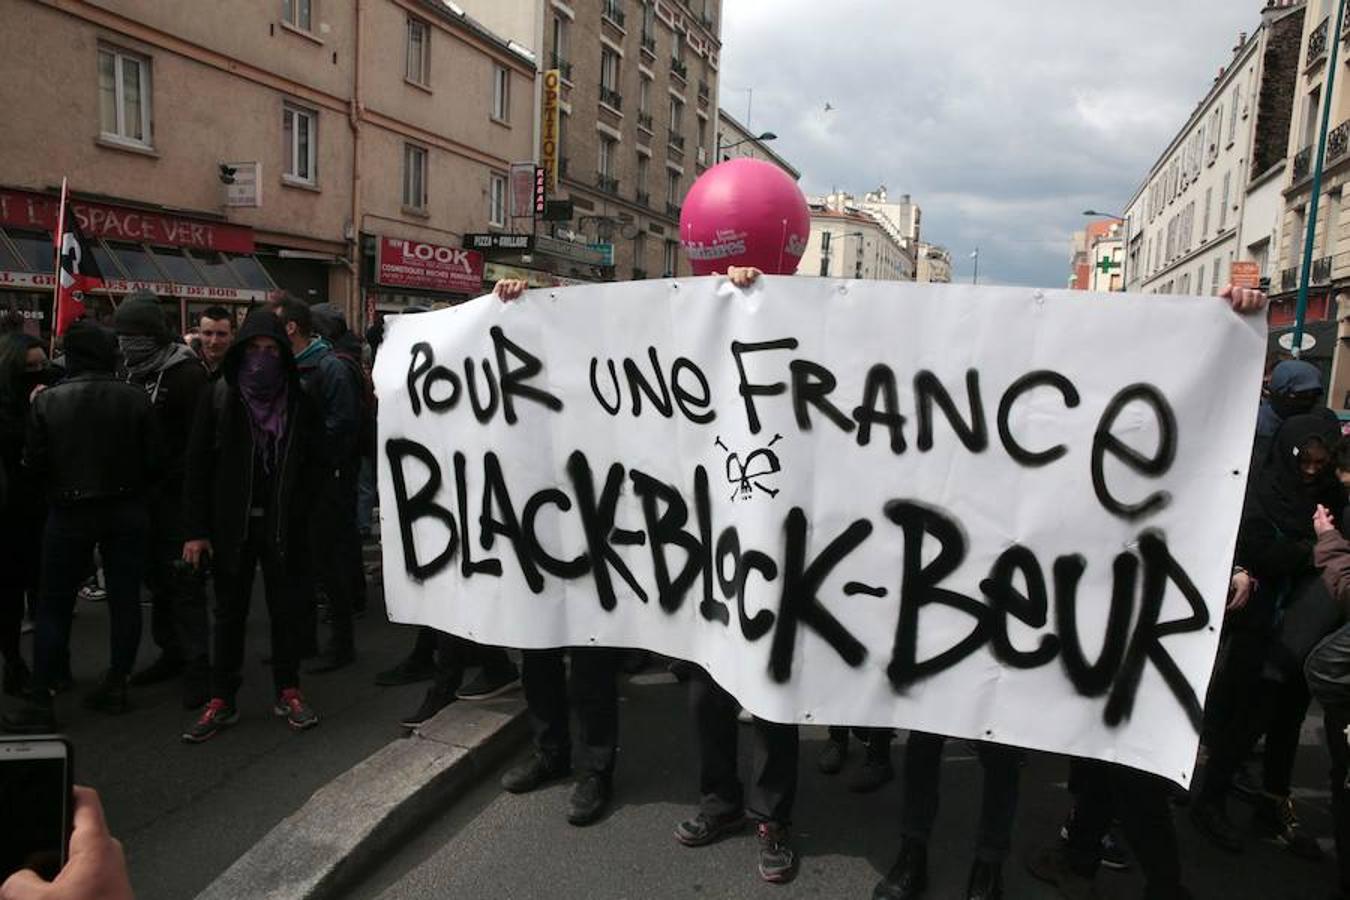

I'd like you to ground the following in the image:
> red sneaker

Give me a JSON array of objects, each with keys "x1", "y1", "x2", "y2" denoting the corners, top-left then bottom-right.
[{"x1": 273, "y1": 688, "x2": 319, "y2": 730}]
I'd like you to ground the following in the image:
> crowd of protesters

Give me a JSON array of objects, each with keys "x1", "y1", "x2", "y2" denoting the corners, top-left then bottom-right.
[{"x1": 6, "y1": 279, "x2": 1350, "y2": 900}]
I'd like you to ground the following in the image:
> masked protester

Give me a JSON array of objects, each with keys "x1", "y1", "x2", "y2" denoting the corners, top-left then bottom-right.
[
  {"x1": 1252, "y1": 360, "x2": 1326, "y2": 468},
  {"x1": 113, "y1": 291, "x2": 212, "y2": 709},
  {"x1": 180, "y1": 310, "x2": 323, "y2": 742},
  {"x1": 0, "y1": 334, "x2": 57, "y2": 696},
  {"x1": 2, "y1": 322, "x2": 159, "y2": 733}
]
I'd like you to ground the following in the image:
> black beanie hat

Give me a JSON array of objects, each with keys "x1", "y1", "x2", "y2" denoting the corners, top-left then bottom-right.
[
  {"x1": 62, "y1": 321, "x2": 118, "y2": 374},
  {"x1": 113, "y1": 289, "x2": 169, "y2": 340}
]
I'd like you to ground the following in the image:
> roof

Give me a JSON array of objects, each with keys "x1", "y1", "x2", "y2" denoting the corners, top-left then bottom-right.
[{"x1": 717, "y1": 109, "x2": 802, "y2": 178}]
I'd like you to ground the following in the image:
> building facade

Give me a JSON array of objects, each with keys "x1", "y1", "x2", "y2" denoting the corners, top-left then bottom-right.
[
  {"x1": 715, "y1": 109, "x2": 798, "y2": 178},
  {"x1": 1069, "y1": 220, "x2": 1121, "y2": 289},
  {"x1": 1123, "y1": 3, "x2": 1304, "y2": 303},
  {"x1": 915, "y1": 242, "x2": 951, "y2": 283},
  {"x1": 0, "y1": 0, "x2": 536, "y2": 333},
  {"x1": 799, "y1": 200, "x2": 914, "y2": 282},
  {"x1": 536, "y1": 0, "x2": 722, "y2": 283}
]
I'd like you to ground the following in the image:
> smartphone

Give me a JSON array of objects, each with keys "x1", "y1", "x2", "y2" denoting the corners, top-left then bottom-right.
[{"x1": 0, "y1": 735, "x2": 73, "y2": 882}]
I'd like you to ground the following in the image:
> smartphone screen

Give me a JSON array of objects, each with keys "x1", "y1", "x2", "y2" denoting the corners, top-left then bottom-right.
[{"x1": 0, "y1": 739, "x2": 70, "y2": 882}]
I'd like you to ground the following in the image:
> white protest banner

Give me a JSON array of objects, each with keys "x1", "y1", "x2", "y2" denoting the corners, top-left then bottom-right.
[{"x1": 373, "y1": 276, "x2": 1266, "y2": 783}]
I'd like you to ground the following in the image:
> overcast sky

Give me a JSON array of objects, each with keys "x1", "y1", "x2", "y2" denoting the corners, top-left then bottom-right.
[{"x1": 720, "y1": 1, "x2": 1266, "y2": 287}]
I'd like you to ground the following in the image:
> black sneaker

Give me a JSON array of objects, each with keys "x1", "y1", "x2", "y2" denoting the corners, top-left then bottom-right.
[
  {"x1": 375, "y1": 656, "x2": 436, "y2": 687},
  {"x1": 274, "y1": 688, "x2": 319, "y2": 730},
  {"x1": 82, "y1": 673, "x2": 128, "y2": 714},
  {"x1": 501, "y1": 753, "x2": 571, "y2": 793},
  {"x1": 3, "y1": 659, "x2": 30, "y2": 698},
  {"x1": 1, "y1": 701, "x2": 57, "y2": 734},
  {"x1": 1059, "y1": 817, "x2": 1130, "y2": 871},
  {"x1": 567, "y1": 772, "x2": 611, "y2": 826},
  {"x1": 182, "y1": 698, "x2": 239, "y2": 743},
  {"x1": 849, "y1": 756, "x2": 895, "y2": 793},
  {"x1": 1253, "y1": 794, "x2": 1325, "y2": 861},
  {"x1": 129, "y1": 654, "x2": 184, "y2": 687},
  {"x1": 757, "y1": 821, "x2": 798, "y2": 884},
  {"x1": 874, "y1": 839, "x2": 927, "y2": 899},
  {"x1": 455, "y1": 668, "x2": 521, "y2": 701},
  {"x1": 1189, "y1": 800, "x2": 1243, "y2": 853},
  {"x1": 400, "y1": 685, "x2": 455, "y2": 729},
  {"x1": 1025, "y1": 845, "x2": 1097, "y2": 900},
  {"x1": 966, "y1": 859, "x2": 1003, "y2": 900},
  {"x1": 1230, "y1": 761, "x2": 1262, "y2": 801},
  {"x1": 674, "y1": 809, "x2": 747, "y2": 847},
  {"x1": 818, "y1": 738, "x2": 848, "y2": 775},
  {"x1": 306, "y1": 644, "x2": 356, "y2": 674}
]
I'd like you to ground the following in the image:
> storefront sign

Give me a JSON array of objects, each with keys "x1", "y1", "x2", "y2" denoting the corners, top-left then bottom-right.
[
  {"x1": 0, "y1": 270, "x2": 268, "y2": 302},
  {"x1": 482, "y1": 263, "x2": 588, "y2": 289},
  {"x1": 534, "y1": 234, "x2": 609, "y2": 266},
  {"x1": 376, "y1": 237, "x2": 484, "y2": 295},
  {"x1": 509, "y1": 163, "x2": 536, "y2": 219},
  {"x1": 373, "y1": 277, "x2": 1268, "y2": 784},
  {"x1": 223, "y1": 162, "x2": 262, "y2": 208},
  {"x1": 535, "y1": 166, "x2": 547, "y2": 216},
  {"x1": 463, "y1": 233, "x2": 534, "y2": 252},
  {"x1": 0, "y1": 188, "x2": 255, "y2": 254},
  {"x1": 541, "y1": 70, "x2": 561, "y2": 192}
]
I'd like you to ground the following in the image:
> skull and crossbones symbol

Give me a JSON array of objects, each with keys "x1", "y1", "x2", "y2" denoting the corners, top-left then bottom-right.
[{"x1": 715, "y1": 434, "x2": 783, "y2": 501}]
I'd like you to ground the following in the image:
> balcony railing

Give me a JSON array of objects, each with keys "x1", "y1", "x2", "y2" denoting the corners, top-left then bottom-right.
[
  {"x1": 596, "y1": 172, "x2": 619, "y2": 194},
  {"x1": 632, "y1": 268, "x2": 647, "y2": 280},
  {"x1": 666, "y1": 201, "x2": 682, "y2": 218},
  {"x1": 1314, "y1": 255, "x2": 1334, "y2": 284},
  {"x1": 599, "y1": 86, "x2": 623, "y2": 110},
  {"x1": 551, "y1": 54, "x2": 573, "y2": 81},
  {"x1": 1331, "y1": 119, "x2": 1350, "y2": 166},
  {"x1": 603, "y1": 0, "x2": 626, "y2": 28},
  {"x1": 1310, "y1": 16, "x2": 1329, "y2": 66},
  {"x1": 641, "y1": 32, "x2": 656, "y2": 53},
  {"x1": 698, "y1": 81, "x2": 710, "y2": 100},
  {"x1": 637, "y1": 111, "x2": 653, "y2": 131},
  {"x1": 668, "y1": 132, "x2": 685, "y2": 151},
  {"x1": 1293, "y1": 145, "x2": 1313, "y2": 184},
  {"x1": 635, "y1": 190, "x2": 650, "y2": 207},
  {"x1": 1282, "y1": 266, "x2": 1299, "y2": 292},
  {"x1": 671, "y1": 58, "x2": 688, "y2": 80}
]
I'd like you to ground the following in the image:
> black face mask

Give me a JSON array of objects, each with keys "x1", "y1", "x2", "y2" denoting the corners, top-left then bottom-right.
[
  {"x1": 17, "y1": 367, "x2": 57, "y2": 399},
  {"x1": 1271, "y1": 392, "x2": 1319, "y2": 420}
]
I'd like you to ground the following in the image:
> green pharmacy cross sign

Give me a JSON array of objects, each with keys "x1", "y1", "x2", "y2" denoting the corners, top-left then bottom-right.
[{"x1": 1096, "y1": 256, "x2": 1120, "y2": 274}]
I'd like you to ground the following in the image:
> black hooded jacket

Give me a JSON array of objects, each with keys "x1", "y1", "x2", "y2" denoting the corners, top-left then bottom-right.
[{"x1": 182, "y1": 311, "x2": 322, "y2": 574}]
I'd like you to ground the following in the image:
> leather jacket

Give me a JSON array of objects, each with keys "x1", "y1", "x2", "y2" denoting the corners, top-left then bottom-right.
[{"x1": 23, "y1": 373, "x2": 161, "y2": 505}]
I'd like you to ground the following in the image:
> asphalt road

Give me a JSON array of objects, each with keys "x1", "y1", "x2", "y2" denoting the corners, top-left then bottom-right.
[
  {"x1": 345, "y1": 670, "x2": 1343, "y2": 900},
  {"x1": 1, "y1": 563, "x2": 435, "y2": 900}
]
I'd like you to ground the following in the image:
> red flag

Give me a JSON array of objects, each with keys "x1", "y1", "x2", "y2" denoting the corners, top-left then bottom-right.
[{"x1": 53, "y1": 180, "x2": 104, "y2": 336}]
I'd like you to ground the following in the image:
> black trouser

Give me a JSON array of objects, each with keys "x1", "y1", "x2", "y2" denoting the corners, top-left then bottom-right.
[
  {"x1": 1324, "y1": 705, "x2": 1350, "y2": 894},
  {"x1": 689, "y1": 667, "x2": 798, "y2": 824},
  {"x1": 900, "y1": 732, "x2": 1023, "y2": 862},
  {"x1": 143, "y1": 516, "x2": 208, "y2": 666},
  {"x1": 211, "y1": 518, "x2": 306, "y2": 702},
  {"x1": 1066, "y1": 759, "x2": 1185, "y2": 898},
  {"x1": 432, "y1": 633, "x2": 517, "y2": 694},
  {"x1": 1202, "y1": 672, "x2": 1311, "y2": 802},
  {"x1": 31, "y1": 499, "x2": 148, "y2": 694},
  {"x1": 0, "y1": 499, "x2": 42, "y2": 666},
  {"x1": 522, "y1": 647, "x2": 619, "y2": 777},
  {"x1": 311, "y1": 462, "x2": 361, "y2": 651},
  {"x1": 828, "y1": 725, "x2": 894, "y2": 750}
]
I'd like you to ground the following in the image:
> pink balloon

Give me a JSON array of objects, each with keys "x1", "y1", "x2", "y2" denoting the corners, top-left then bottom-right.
[{"x1": 679, "y1": 158, "x2": 810, "y2": 276}]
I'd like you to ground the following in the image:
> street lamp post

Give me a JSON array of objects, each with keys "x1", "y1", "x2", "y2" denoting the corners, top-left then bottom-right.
[
  {"x1": 1294, "y1": 0, "x2": 1348, "y2": 355},
  {"x1": 715, "y1": 131, "x2": 777, "y2": 164}
]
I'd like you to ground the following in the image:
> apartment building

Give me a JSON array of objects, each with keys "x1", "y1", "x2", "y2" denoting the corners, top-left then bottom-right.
[
  {"x1": 799, "y1": 198, "x2": 915, "y2": 282},
  {"x1": 715, "y1": 109, "x2": 798, "y2": 178},
  {"x1": 536, "y1": 0, "x2": 722, "y2": 281},
  {"x1": 0, "y1": 0, "x2": 535, "y2": 332}
]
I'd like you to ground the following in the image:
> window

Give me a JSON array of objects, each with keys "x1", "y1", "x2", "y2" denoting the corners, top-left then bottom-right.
[
  {"x1": 98, "y1": 46, "x2": 152, "y2": 146},
  {"x1": 1219, "y1": 171, "x2": 1231, "y2": 230},
  {"x1": 403, "y1": 143, "x2": 427, "y2": 210},
  {"x1": 601, "y1": 49, "x2": 620, "y2": 92},
  {"x1": 639, "y1": 76, "x2": 651, "y2": 114},
  {"x1": 1197, "y1": 264, "x2": 1205, "y2": 293},
  {"x1": 492, "y1": 65, "x2": 510, "y2": 121},
  {"x1": 666, "y1": 169, "x2": 680, "y2": 204},
  {"x1": 489, "y1": 172, "x2": 507, "y2": 226},
  {"x1": 1228, "y1": 89, "x2": 1240, "y2": 144},
  {"x1": 1202, "y1": 187, "x2": 1212, "y2": 238},
  {"x1": 672, "y1": 29, "x2": 684, "y2": 64},
  {"x1": 636, "y1": 154, "x2": 649, "y2": 191},
  {"x1": 697, "y1": 117, "x2": 707, "y2": 153},
  {"x1": 1212, "y1": 256, "x2": 1225, "y2": 294},
  {"x1": 552, "y1": 16, "x2": 568, "y2": 67},
  {"x1": 821, "y1": 231, "x2": 832, "y2": 254},
  {"x1": 819, "y1": 256, "x2": 830, "y2": 277},
  {"x1": 634, "y1": 233, "x2": 646, "y2": 275},
  {"x1": 1305, "y1": 87, "x2": 1323, "y2": 149},
  {"x1": 282, "y1": 0, "x2": 312, "y2": 31},
  {"x1": 642, "y1": 1, "x2": 656, "y2": 40},
  {"x1": 663, "y1": 239, "x2": 678, "y2": 277},
  {"x1": 282, "y1": 103, "x2": 317, "y2": 184},
  {"x1": 1326, "y1": 190, "x2": 1342, "y2": 256},
  {"x1": 406, "y1": 18, "x2": 430, "y2": 85},
  {"x1": 669, "y1": 97, "x2": 683, "y2": 132},
  {"x1": 598, "y1": 137, "x2": 615, "y2": 177}
]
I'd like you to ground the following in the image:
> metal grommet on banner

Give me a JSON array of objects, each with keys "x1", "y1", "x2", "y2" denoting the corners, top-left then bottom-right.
[
  {"x1": 671, "y1": 281, "x2": 680, "y2": 291},
  {"x1": 549, "y1": 291, "x2": 558, "y2": 301},
  {"x1": 803, "y1": 711, "x2": 813, "y2": 721},
  {"x1": 1033, "y1": 289, "x2": 1045, "y2": 306},
  {"x1": 838, "y1": 283, "x2": 848, "y2": 295}
]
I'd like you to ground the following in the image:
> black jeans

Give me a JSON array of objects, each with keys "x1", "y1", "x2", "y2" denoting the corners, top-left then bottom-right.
[
  {"x1": 1322, "y1": 705, "x2": 1350, "y2": 894},
  {"x1": 311, "y1": 462, "x2": 361, "y2": 650},
  {"x1": 1066, "y1": 758, "x2": 1185, "y2": 897},
  {"x1": 522, "y1": 647, "x2": 619, "y2": 777},
  {"x1": 144, "y1": 533, "x2": 208, "y2": 666},
  {"x1": 211, "y1": 518, "x2": 307, "y2": 702},
  {"x1": 31, "y1": 499, "x2": 149, "y2": 692},
  {"x1": 900, "y1": 732, "x2": 1023, "y2": 862},
  {"x1": 432, "y1": 633, "x2": 517, "y2": 694},
  {"x1": 828, "y1": 726, "x2": 894, "y2": 751},
  {"x1": 689, "y1": 667, "x2": 798, "y2": 824}
]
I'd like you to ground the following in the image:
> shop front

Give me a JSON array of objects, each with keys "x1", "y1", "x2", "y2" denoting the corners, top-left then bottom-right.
[
  {"x1": 0, "y1": 186, "x2": 276, "y2": 337},
  {"x1": 361, "y1": 233, "x2": 486, "y2": 320},
  {"x1": 463, "y1": 232, "x2": 613, "y2": 287}
]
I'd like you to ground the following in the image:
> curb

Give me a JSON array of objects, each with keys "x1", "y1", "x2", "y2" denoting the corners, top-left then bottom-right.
[{"x1": 195, "y1": 697, "x2": 528, "y2": 900}]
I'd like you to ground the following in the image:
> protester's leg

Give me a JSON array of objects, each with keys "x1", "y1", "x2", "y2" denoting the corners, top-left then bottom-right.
[
  {"x1": 521, "y1": 648, "x2": 571, "y2": 766},
  {"x1": 571, "y1": 647, "x2": 620, "y2": 778},
  {"x1": 477, "y1": 644, "x2": 519, "y2": 682},
  {"x1": 1261, "y1": 675, "x2": 1313, "y2": 797},
  {"x1": 899, "y1": 731, "x2": 946, "y2": 845},
  {"x1": 972, "y1": 741, "x2": 1024, "y2": 863},
  {"x1": 357, "y1": 455, "x2": 376, "y2": 535},
  {"x1": 1063, "y1": 758, "x2": 1113, "y2": 877},
  {"x1": 209, "y1": 538, "x2": 260, "y2": 706},
  {"x1": 310, "y1": 474, "x2": 355, "y2": 665},
  {"x1": 97, "y1": 501, "x2": 149, "y2": 681},
  {"x1": 689, "y1": 667, "x2": 742, "y2": 818},
  {"x1": 1111, "y1": 766, "x2": 1184, "y2": 895},
  {"x1": 258, "y1": 533, "x2": 304, "y2": 697},
  {"x1": 29, "y1": 507, "x2": 91, "y2": 696},
  {"x1": 1325, "y1": 705, "x2": 1350, "y2": 895},
  {"x1": 431, "y1": 632, "x2": 469, "y2": 696},
  {"x1": 748, "y1": 718, "x2": 798, "y2": 824}
]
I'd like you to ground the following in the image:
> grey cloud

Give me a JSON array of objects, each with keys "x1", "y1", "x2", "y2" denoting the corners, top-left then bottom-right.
[{"x1": 721, "y1": 1, "x2": 1259, "y2": 286}]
